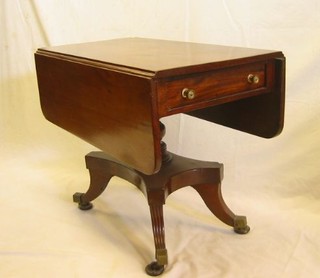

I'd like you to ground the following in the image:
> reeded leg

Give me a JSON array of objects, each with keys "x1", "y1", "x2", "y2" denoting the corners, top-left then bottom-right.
[
  {"x1": 145, "y1": 203, "x2": 167, "y2": 276},
  {"x1": 73, "y1": 167, "x2": 113, "y2": 210},
  {"x1": 192, "y1": 183, "x2": 250, "y2": 234}
]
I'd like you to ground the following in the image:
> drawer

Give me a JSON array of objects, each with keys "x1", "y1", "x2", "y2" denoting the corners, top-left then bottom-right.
[{"x1": 161, "y1": 61, "x2": 274, "y2": 115}]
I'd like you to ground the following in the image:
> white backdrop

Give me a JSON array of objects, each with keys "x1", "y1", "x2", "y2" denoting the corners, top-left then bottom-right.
[{"x1": 1, "y1": 1, "x2": 320, "y2": 277}]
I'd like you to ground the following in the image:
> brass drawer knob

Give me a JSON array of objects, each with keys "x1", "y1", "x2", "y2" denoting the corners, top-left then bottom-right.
[
  {"x1": 181, "y1": 88, "x2": 196, "y2": 100},
  {"x1": 247, "y1": 74, "x2": 260, "y2": 84}
]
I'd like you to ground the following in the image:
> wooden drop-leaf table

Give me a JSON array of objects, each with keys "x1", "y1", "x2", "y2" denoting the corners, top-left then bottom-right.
[{"x1": 35, "y1": 38, "x2": 285, "y2": 276}]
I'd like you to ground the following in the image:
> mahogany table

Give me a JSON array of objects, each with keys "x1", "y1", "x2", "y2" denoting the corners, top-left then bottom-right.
[{"x1": 35, "y1": 38, "x2": 285, "y2": 276}]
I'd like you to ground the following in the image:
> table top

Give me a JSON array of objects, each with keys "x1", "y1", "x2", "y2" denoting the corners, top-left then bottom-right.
[
  {"x1": 35, "y1": 38, "x2": 285, "y2": 174},
  {"x1": 38, "y1": 38, "x2": 282, "y2": 77}
]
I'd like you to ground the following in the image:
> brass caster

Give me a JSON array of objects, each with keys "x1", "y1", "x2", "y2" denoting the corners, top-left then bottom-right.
[
  {"x1": 234, "y1": 215, "x2": 250, "y2": 234},
  {"x1": 73, "y1": 192, "x2": 93, "y2": 210},
  {"x1": 145, "y1": 262, "x2": 165, "y2": 276}
]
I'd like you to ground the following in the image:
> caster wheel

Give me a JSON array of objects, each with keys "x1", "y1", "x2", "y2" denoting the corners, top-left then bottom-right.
[{"x1": 145, "y1": 261, "x2": 165, "y2": 276}]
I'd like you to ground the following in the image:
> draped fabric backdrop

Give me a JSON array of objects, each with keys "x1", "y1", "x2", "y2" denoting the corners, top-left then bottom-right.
[{"x1": 1, "y1": 1, "x2": 319, "y2": 277}]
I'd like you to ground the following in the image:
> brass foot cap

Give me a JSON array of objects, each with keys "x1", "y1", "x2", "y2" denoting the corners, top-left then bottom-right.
[
  {"x1": 73, "y1": 192, "x2": 93, "y2": 210},
  {"x1": 145, "y1": 262, "x2": 165, "y2": 276},
  {"x1": 234, "y1": 215, "x2": 250, "y2": 234}
]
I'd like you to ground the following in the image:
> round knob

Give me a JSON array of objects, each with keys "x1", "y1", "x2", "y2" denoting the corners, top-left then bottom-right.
[
  {"x1": 181, "y1": 88, "x2": 196, "y2": 100},
  {"x1": 247, "y1": 74, "x2": 260, "y2": 84}
]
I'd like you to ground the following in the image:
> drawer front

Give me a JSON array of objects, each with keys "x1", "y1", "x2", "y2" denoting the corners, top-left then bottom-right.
[{"x1": 162, "y1": 61, "x2": 274, "y2": 115}]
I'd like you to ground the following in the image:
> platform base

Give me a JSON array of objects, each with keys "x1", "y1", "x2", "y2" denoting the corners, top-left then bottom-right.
[{"x1": 73, "y1": 151, "x2": 250, "y2": 275}]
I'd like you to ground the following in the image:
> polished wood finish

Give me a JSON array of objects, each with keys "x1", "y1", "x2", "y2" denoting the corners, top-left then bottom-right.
[
  {"x1": 35, "y1": 38, "x2": 285, "y2": 174},
  {"x1": 163, "y1": 61, "x2": 268, "y2": 113},
  {"x1": 73, "y1": 149, "x2": 249, "y2": 275},
  {"x1": 187, "y1": 58, "x2": 285, "y2": 138},
  {"x1": 35, "y1": 53, "x2": 161, "y2": 174},
  {"x1": 35, "y1": 38, "x2": 285, "y2": 275},
  {"x1": 36, "y1": 38, "x2": 282, "y2": 77},
  {"x1": 72, "y1": 122, "x2": 250, "y2": 275}
]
